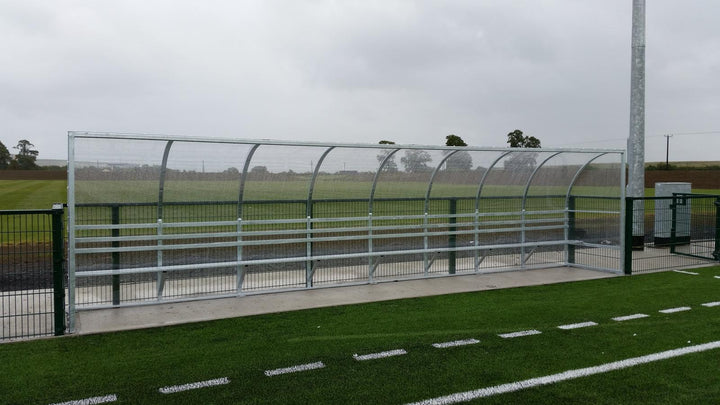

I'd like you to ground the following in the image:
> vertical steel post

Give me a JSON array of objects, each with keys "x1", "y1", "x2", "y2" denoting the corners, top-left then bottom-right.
[
  {"x1": 627, "y1": 0, "x2": 646, "y2": 249},
  {"x1": 66, "y1": 132, "x2": 76, "y2": 332},
  {"x1": 51, "y1": 204, "x2": 66, "y2": 336},
  {"x1": 713, "y1": 198, "x2": 720, "y2": 261},
  {"x1": 448, "y1": 198, "x2": 457, "y2": 274},
  {"x1": 111, "y1": 205, "x2": 120, "y2": 305},
  {"x1": 624, "y1": 197, "x2": 635, "y2": 275},
  {"x1": 567, "y1": 196, "x2": 576, "y2": 265}
]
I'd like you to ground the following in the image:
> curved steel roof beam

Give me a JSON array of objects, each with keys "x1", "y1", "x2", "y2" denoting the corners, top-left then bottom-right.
[
  {"x1": 237, "y1": 144, "x2": 261, "y2": 219},
  {"x1": 157, "y1": 140, "x2": 174, "y2": 221},
  {"x1": 307, "y1": 146, "x2": 336, "y2": 217},
  {"x1": 521, "y1": 152, "x2": 562, "y2": 212},
  {"x1": 368, "y1": 148, "x2": 401, "y2": 214},
  {"x1": 474, "y1": 151, "x2": 512, "y2": 211},
  {"x1": 424, "y1": 150, "x2": 460, "y2": 214}
]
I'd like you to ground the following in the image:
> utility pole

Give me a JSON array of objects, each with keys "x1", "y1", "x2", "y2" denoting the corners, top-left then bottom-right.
[
  {"x1": 627, "y1": 0, "x2": 646, "y2": 249},
  {"x1": 664, "y1": 134, "x2": 673, "y2": 169}
]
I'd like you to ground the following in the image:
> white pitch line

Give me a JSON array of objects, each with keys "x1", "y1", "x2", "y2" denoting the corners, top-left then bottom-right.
[
  {"x1": 50, "y1": 394, "x2": 117, "y2": 405},
  {"x1": 659, "y1": 306, "x2": 692, "y2": 314},
  {"x1": 557, "y1": 321, "x2": 598, "y2": 330},
  {"x1": 432, "y1": 339, "x2": 480, "y2": 349},
  {"x1": 612, "y1": 313, "x2": 649, "y2": 322},
  {"x1": 715, "y1": 276, "x2": 720, "y2": 279},
  {"x1": 353, "y1": 349, "x2": 407, "y2": 361},
  {"x1": 264, "y1": 361, "x2": 325, "y2": 376},
  {"x1": 498, "y1": 330, "x2": 541, "y2": 339},
  {"x1": 702, "y1": 301, "x2": 720, "y2": 307},
  {"x1": 673, "y1": 270, "x2": 699, "y2": 275},
  {"x1": 159, "y1": 377, "x2": 230, "y2": 394},
  {"x1": 405, "y1": 340, "x2": 720, "y2": 405}
]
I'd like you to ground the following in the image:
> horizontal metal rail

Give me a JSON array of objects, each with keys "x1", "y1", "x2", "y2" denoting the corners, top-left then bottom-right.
[{"x1": 75, "y1": 239, "x2": 577, "y2": 278}]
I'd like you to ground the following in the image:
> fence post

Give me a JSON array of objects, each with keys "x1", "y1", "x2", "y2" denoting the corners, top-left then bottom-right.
[
  {"x1": 567, "y1": 196, "x2": 576, "y2": 264},
  {"x1": 713, "y1": 198, "x2": 720, "y2": 261},
  {"x1": 624, "y1": 197, "x2": 634, "y2": 275},
  {"x1": 306, "y1": 200, "x2": 313, "y2": 288},
  {"x1": 448, "y1": 198, "x2": 457, "y2": 274},
  {"x1": 51, "y1": 203, "x2": 66, "y2": 336},
  {"x1": 111, "y1": 205, "x2": 120, "y2": 305}
]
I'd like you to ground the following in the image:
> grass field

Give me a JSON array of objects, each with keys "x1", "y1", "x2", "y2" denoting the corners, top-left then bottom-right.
[
  {"x1": 0, "y1": 180, "x2": 66, "y2": 210},
  {"x1": 1, "y1": 266, "x2": 720, "y2": 404}
]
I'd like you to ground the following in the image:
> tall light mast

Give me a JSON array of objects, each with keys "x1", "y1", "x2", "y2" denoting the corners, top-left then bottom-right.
[{"x1": 628, "y1": 0, "x2": 646, "y2": 248}]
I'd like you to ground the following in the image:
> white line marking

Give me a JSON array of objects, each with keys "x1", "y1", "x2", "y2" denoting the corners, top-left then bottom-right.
[
  {"x1": 159, "y1": 377, "x2": 230, "y2": 394},
  {"x1": 659, "y1": 306, "x2": 691, "y2": 314},
  {"x1": 353, "y1": 349, "x2": 407, "y2": 361},
  {"x1": 498, "y1": 330, "x2": 541, "y2": 339},
  {"x1": 406, "y1": 340, "x2": 720, "y2": 405},
  {"x1": 612, "y1": 313, "x2": 649, "y2": 322},
  {"x1": 714, "y1": 276, "x2": 720, "y2": 279},
  {"x1": 264, "y1": 361, "x2": 325, "y2": 376},
  {"x1": 557, "y1": 321, "x2": 598, "y2": 330},
  {"x1": 673, "y1": 270, "x2": 699, "y2": 275},
  {"x1": 50, "y1": 395, "x2": 117, "y2": 405},
  {"x1": 432, "y1": 339, "x2": 480, "y2": 348},
  {"x1": 702, "y1": 301, "x2": 720, "y2": 307}
]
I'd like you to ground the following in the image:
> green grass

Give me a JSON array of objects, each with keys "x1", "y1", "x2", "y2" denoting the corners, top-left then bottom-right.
[
  {"x1": 0, "y1": 180, "x2": 67, "y2": 210},
  {"x1": 2, "y1": 267, "x2": 720, "y2": 404}
]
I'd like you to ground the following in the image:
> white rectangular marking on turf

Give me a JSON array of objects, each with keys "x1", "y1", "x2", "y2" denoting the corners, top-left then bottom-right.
[
  {"x1": 673, "y1": 270, "x2": 699, "y2": 275},
  {"x1": 659, "y1": 306, "x2": 691, "y2": 314},
  {"x1": 405, "y1": 340, "x2": 720, "y2": 405},
  {"x1": 715, "y1": 276, "x2": 720, "y2": 279},
  {"x1": 557, "y1": 321, "x2": 598, "y2": 330},
  {"x1": 498, "y1": 330, "x2": 541, "y2": 339},
  {"x1": 702, "y1": 301, "x2": 720, "y2": 307},
  {"x1": 50, "y1": 394, "x2": 117, "y2": 405},
  {"x1": 432, "y1": 339, "x2": 480, "y2": 349},
  {"x1": 159, "y1": 377, "x2": 230, "y2": 394},
  {"x1": 264, "y1": 361, "x2": 325, "y2": 376},
  {"x1": 612, "y1": 313, "x2": 649, "y2": 322},
  {"x1": 353, "y1": 349, "x2": 407, "y2": 361}
]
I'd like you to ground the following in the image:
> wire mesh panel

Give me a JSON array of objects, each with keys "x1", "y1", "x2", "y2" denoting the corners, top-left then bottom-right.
[
  {"x1": 68, "y1": 132, "x2": 625, "y2": 328},
  {"x1": 1, "y1": 210, "x2": 62, "y2": 340}
]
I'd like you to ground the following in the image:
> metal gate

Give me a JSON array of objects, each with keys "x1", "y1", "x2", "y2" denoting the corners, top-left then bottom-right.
[
  {"x1": 670, "y1": 193, "x2": 720, "y2": 261},
  {"x1": 0, "y1": 205, "x2": 66, "y2": 340}
]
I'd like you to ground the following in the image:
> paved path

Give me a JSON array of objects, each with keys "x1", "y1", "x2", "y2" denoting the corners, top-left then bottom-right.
[{"x1": 75, "y1": 267, "x2": 617, "y2": 335}]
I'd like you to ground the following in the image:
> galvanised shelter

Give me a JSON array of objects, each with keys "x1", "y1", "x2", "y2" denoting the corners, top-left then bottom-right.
[{"x1": 67, "y1": 132, "x2": 626, "y2": 330}]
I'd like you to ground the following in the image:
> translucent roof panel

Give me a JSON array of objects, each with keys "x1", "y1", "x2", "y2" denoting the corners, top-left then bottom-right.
[
  {"x1": 523, "y1": 152, "x2": 591, "y2": 212},
  {"x1": 161, "y1": 140, "x2": 254, "y2": 204},
  {"x1": 311, "y1": 147, "x2": 380, "y2": 201},
  {"x1": 568, "y1": 154, "x2": 623, "y2": 197},
  {"x1": 73, "y1": 137, "x2": 169, "y2": 204},
  {"x1": 240, "y1": 144, "x2": 327, "y2": 203}
]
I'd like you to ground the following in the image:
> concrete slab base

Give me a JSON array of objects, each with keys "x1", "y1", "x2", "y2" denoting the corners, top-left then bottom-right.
[{"x1": 75, "y1": 266, "x2": 617, "y2": 335}]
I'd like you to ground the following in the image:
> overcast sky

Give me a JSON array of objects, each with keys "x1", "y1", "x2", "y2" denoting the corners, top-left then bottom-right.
[{"x1": 1, "y1": 0, "x2": 718, "y2": 162}]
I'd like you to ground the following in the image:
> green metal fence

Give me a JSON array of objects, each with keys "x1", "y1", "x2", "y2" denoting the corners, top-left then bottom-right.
[
  {"x1": 624, "y1": 194, "x2": 720, "y2": 274},
  {"x1": 1, "y1": 205, "x2": 66, "y2": 341}
]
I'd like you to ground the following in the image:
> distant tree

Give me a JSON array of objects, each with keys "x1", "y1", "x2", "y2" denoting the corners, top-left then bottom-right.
[
  {"x1": 13, "y1": 139, "x2": 39, "y2": 169},
  {"x1": 250, "y1": 166, "x2": 268, "y2": 174},
  {"x1": 0, "y1": 141, "x2": 11, "y2": 169},
  {"x1": 377, "y1": 140, "x2": 398, "y2": 173},
  {"x1": 504, "y1": 130, "x2": 541, "y2": 171},
  {"x1": 444, "y1": 134, "x2": 472, "y2": 171},
  {"x1": 401, "y1": 150, "x2": 432, "y2": 173},
  {"x1": 445, "y1": 134, "x2": 467, "y2": 147},
  {"x1": 506, "y1": 129, "x2": 540, "y2": 148},
  {"x1": 225, "y1": 167, "x2": 240, "y2": 175}
]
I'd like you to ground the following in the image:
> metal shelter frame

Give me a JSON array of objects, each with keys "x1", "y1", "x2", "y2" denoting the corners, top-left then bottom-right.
[{"x1": 67, "y1": 132, "x2": 626, "y2": 331}]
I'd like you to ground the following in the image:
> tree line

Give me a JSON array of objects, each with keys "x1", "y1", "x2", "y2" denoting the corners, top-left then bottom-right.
[
  {"x1": 0, "y1": 139, "x2": 40, "y2": 170},
  {"x1": 378, "y1": 129, "x2": 541, "y2": 173}
]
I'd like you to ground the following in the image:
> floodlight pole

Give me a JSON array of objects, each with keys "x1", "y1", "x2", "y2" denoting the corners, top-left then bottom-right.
[{"x1": 627, "y1": 0, "x2": 646, "y2": 249}]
